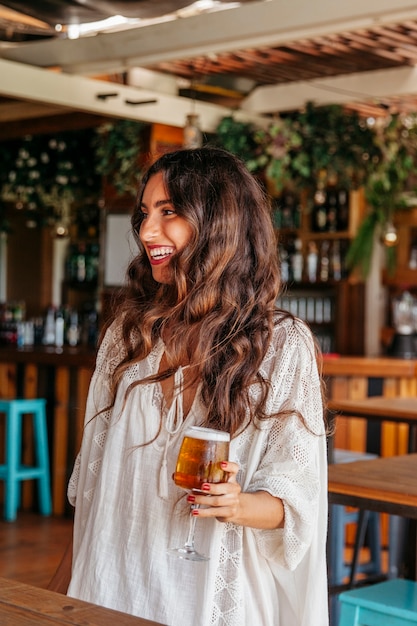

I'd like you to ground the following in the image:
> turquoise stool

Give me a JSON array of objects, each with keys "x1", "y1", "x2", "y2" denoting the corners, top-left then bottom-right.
[
  {"x1": 338, "y1": 579, "x2": 417, "y2": 625},
  {"x1": 0, "y1": 398, "x2": 52, "y2": 522}
]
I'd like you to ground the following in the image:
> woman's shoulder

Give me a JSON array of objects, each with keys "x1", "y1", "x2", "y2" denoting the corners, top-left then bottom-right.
[{"x1": 271, "y1": 312, "x2": 316, "y2": 351}]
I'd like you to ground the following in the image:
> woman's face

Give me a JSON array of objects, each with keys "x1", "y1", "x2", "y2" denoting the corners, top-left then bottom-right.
[{"x1": 139, "y1": 171, "x2": 193, "y2": 284}]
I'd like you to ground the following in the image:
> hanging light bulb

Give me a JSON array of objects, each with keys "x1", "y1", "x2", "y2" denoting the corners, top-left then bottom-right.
[
  {"x1": 52, "y1": 197, "x2": 71, "y2": 239},
  {"x1": 183, "y1": 113, "x2": 202, "y2": 149},
  {"x1": 54, "y1": 222, "x2": 69, "y2": 238},
  {"x1": 382, "y1": 221, "x2": 398, "y2": 247}
]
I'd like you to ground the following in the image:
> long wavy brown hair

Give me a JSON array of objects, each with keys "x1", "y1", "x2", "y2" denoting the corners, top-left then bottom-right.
[{"x1": 103, "y1": 146, "x2": 285, "y2": 436}]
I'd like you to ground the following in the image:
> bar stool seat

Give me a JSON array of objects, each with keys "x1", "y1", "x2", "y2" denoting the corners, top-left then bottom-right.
[
  {"x1": 338, "y1": 578, "x2": 417, "y2": 625},
  {"x1": 0, "y1": 398, "x2": 52, "y2": 522}
]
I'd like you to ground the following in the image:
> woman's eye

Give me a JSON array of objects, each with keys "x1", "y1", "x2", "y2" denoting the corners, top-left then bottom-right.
[{"x1": 163, "y1": 208, "x2": 176, "y2": 216}]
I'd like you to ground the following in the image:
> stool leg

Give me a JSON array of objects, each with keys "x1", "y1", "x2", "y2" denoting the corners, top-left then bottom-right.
[
  {"x1": 4, "y1": 405, "x2": 21, "y2": 522},
  {"x1": 33, "y1": 406, "x2": 52, "y2": 516},
  {"x1": 368, "y1": 512, "x2": 382, "y2": 576},
  {"x1": 328, "y1": 504, "x2": 347, "y2": 585},
  {"x1": 349, "y1": 510, "x2": 370, "y2": 586},
  {"x1": 338, "y1": 603, "x2": 358, "y2": 626},
  {"x1": 389, "y1": 515, "x2": 408, "y2": 579}
]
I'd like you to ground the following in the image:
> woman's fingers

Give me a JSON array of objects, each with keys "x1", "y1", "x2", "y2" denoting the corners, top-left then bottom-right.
[{"x1": 220, "y1": 461, "x2": 240, "y2": 482}]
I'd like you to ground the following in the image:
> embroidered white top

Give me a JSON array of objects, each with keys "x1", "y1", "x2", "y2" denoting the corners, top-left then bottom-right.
[{"x1": 67, "y1": 315, "x2": 329, "y2": 626}]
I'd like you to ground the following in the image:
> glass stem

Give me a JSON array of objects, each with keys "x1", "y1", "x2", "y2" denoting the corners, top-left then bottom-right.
[{"x1": 184, "y1": 504, "x2": 200, "y2": 551}]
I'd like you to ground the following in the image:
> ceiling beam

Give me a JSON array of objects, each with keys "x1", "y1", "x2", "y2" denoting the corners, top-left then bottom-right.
[
  {"x1": 0, "y1": 58, "x2": 266, "y2": 132},
  {"x1": 1, "y1": 0, "x2": 417, "y2": 75},
  {"x1": 0, "y1": 100, "x2": 69, "y2": 122},
  {"x1": 241, "y1": 66, "x2": 417, "y2": 113}
]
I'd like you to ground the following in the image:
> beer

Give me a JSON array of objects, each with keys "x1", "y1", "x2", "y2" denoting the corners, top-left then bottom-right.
[{"x1": 173, "y1": 426, "x2": 230, "y2": 491}]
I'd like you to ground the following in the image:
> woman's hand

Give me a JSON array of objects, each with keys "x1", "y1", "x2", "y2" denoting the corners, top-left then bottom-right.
[
  {"x1": 187, "y1": 461, "x2": 241, "y2": 523},
  {"x1": 187, "y1": 461, "x2": 285, "y2": 529}
]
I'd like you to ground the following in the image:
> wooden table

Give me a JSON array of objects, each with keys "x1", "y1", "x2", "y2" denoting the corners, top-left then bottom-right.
[
  {"x1": 327, "y1": 396, "x2": 417, "y2": 459},
  {"x1": 328, "y1": 453, "x2": 417, "y2": 585},
  {"x1": 0, "y1": 577, "x2": 164, "y2": 625}
]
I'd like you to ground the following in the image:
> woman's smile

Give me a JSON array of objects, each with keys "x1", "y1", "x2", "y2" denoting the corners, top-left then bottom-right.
[{"x1": 139, "y1": 172, "x2": 193, "y2": 283}]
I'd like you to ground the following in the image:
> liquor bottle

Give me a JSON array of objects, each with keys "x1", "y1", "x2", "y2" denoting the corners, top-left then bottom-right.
[
  {"x1": 55, "y1": 309, "x2": 65, "y2": 348},
  {"x1": 326, "y1": 187, "x2": 338, "y2": 232},
  {"x1": 67, "y1": 310, "x2": 79, "y2": 347},
  {"x1": 331, "y1": 240, "x2": 342, "y2": 281},
  {"x1": 319, "y1": 241, "x2": 330, "y2": 282},
  {"x1": 307, "y1": 241, "x2": 318, "y2": 283},
  {"x1": 279, "y1": 244, "x2": 290, "y2": 284},
  {"x1": 337, "y1": 188, "x2": 350, "y2": 231},
  {"x1": 312, "y1": 187, "x2": 327, "y2": 232},
  {"x1": 292, "y1": 238, "x2": 303, "y2": 282},
  {"x1": 76, "y1": 244, "x2": 87, "y2": 283},
  {"x1": 43, "y1": 306, "x2": 56, "y2": 345}
]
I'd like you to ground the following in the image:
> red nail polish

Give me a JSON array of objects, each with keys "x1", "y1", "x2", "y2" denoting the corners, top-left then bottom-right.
[
  {"x1": 202, "y1": 483, "x2": 210, "y2": 491},
  {"x1": 187, "y1": 494, "x2": 195, "y2": 503},
  {"x1": 192, "y1": 508, "x2": 199, "y2": 516},
  {"x1": 220, "y1": 462, "x2": 228, "y2": 468}
]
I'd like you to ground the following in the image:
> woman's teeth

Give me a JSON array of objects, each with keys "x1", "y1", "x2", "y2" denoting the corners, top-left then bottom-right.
[{"x1": 150, "y1": 247, "x2": 172, "y2": 260}]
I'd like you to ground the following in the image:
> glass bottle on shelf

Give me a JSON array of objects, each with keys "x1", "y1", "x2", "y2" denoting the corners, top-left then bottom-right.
[
  {"x1": 337, "y1": 188, "x2": 350, "y2": 231},
  {"x1": 76, "y1": 243, "x2": 87, "y2": 283},
  {"x1": 319, "y1": 241, "x2": 330, "y2": 282},
  {"x1": 326, "y1": 187, "x2": 338, "y2": 232},
  {"x1": 307, "y1": 241, "x2": 318, "y2": 283},
  {"x1": 292, "y1": 238, "x2": 303, "y2": 282},
  {"x1": 312, "y1": 171, "x2": 328, "y2": 232},
  {"x1": 279, "y1": 244, "x2": 290, "y2": 283},
  {"x1": 312, "y1": 187, "x2": 327, "y2": 232},
  {"x1": 331, "y1": 240, "x2": 342, "y2": 281}
]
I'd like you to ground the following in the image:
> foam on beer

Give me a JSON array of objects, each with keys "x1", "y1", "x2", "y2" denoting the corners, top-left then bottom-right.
[{"x1": 185, "y1": 426, "x2": 230, "y2": 442}]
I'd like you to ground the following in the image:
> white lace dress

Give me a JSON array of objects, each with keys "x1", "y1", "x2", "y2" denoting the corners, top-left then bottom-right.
[{"x1": 67, "y1": 315, "x2": 329, "y2": 626}]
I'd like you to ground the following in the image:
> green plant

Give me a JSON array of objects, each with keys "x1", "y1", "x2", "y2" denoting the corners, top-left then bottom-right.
[
  {"x1": 94, "y1": 119, "x2": 149, "y2": 195},
  {"x1": 347, "y1": 114, "x2": 417, "y2": 276},
  {"x1": 215, "y1": 105, "x2": 417, "y2": 276},
  {"x1": 0, "y1": 128, "x2": 101, "y2": 230}
]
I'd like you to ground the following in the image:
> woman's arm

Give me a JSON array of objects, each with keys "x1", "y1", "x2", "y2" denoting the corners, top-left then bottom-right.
[
  {"x1": 187, "y1": 461, "x2": 285, "y2": 529},
  {"x1": 47, "y1": 537, "x2": 73, "y2": 594}
]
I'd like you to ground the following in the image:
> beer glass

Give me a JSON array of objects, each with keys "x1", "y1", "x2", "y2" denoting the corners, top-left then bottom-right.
[{"x1": 168, "y1": 426, "x2": 230, "y2": 561}]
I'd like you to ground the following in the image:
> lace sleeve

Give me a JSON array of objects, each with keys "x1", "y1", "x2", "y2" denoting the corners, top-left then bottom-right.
[
  {"x1": 246, "y1": 317, "x2": 326, "y2": 570},
  {"x1": 67, "y1": 320, "x2": 126, "y2": 507}
]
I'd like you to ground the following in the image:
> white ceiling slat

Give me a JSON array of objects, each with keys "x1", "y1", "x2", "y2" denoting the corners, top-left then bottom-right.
[
  {"x1": 242, "y1": 65, "x2": 417, "y2": 113},
  {"x1": 0, "y1": 58, "x2": 267, "y2": 131},
  {"x1": 1, "y1": 0, "x2": 417, "y2": 75}
]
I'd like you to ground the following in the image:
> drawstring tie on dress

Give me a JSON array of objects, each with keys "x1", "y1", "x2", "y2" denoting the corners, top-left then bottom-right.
[{"x1": 159, "y1": 366, "x2": 184, "y2": 499}]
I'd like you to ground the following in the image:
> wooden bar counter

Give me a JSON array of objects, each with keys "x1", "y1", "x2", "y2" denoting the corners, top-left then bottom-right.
[{"x1": 2, "y1": 347, "x2": 417, "y2": 517}]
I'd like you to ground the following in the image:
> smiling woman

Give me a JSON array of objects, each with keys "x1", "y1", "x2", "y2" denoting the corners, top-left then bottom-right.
[{"x1": 139, "y1": 171, "x2": 193, "y2": 284}]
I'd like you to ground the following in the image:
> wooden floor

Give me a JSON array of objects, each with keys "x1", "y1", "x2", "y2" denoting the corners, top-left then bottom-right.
[{"x1": 0, "y1": 512, "x2": 73, "y2": 589}]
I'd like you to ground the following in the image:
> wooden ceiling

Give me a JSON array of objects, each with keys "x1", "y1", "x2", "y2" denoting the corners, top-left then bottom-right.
[
  {"x1": 2, "y1": 0, "x2": 417, "y2": 132},
  {"x1": 151, "y1": 20, "x2": 417, "y2": 116}
]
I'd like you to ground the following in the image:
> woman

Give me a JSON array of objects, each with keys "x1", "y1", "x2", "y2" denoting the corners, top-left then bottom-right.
[{"x1": 50, "y1": 146, "x2": 329, "y2": 625}]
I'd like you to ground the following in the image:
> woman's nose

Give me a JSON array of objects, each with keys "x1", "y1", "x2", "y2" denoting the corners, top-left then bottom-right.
[{"x1": 140, "y1": 212, "x2": 160, "y2": 240}]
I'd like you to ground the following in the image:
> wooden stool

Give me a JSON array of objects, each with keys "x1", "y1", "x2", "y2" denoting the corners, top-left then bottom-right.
[
  {"x1": 0, "y1": 398, "x2": 52, "y2": 522},
  {"x1": 338, "y1": 579, "x2": 417, "y2": 625}
]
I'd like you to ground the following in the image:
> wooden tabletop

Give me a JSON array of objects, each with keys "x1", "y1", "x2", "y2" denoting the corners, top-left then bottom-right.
[
  {"x1": 327, "y1": 396, "x2": 417, "y2": 423},
  {"x1": 328, "y1": 453, "x2": 417, "y2": 517},
  {"x1": 0, "y1": 578, "x2": 164, "y2": 625}
]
